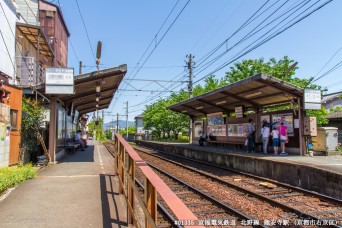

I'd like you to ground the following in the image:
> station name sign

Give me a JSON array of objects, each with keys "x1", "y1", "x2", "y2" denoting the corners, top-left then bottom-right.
[
  {"x1": 235, "y1": 106, "x2": 243, "y2": 118},
  {"x1": 304, "y1": 89, "x2": 321, "y2": 110},
  {"x1": 45, "y1": 68, "x2": 74, "y2": 94}
]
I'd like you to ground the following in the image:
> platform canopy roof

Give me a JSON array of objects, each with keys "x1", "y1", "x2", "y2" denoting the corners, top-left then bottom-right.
[
  {"x1": 58, "y1": 64, "x2": 127, "y2": 115},
  {"x1": 168, "y1": 73, "x2": 304, "y2": 118},
  {"x1": 17, "y1": 23, "x2": 54, "y2": 58}
]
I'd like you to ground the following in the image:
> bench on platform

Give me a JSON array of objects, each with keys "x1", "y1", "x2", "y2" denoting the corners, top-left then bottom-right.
[{"x1": 65, "y1": 142, "x2": 81, "y2": 155}]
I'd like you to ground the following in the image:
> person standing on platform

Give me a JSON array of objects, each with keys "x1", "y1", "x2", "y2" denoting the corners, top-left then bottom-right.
[
  {"x1": 271, "y1": 126, "x2": 279, "y2": 155},
  {"x1": 261, "y1": 121, "x2": 270, "y2": 154},
  {"x1": 75, "y1": 130, "x2": 86, "y2": 151},
  {"x1": 246, "y1": 119, "x2": 255, "y2": 153},
  {"x1": 278, "y1": 122, "x2": 288, "y2": 155},
  {"x1": 261, "y1": 120, "x2": 278, "y2": 154}
]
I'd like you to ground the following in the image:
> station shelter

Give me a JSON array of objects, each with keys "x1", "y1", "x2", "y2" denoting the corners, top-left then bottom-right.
[
  {"x1": 168, "y1": 73, "x2": 307, "y2": 155},
  {"x1": 33, "y1": 65, "x2": 127, "y2": 162}
]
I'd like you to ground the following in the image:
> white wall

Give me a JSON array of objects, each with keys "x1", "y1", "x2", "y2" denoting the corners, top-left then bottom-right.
[
  {"x1": 0, "y1": 0, "x2": 17, "y2": 78},
  {"x1": 15, "y1": 0, "x2": 39, "y2": 25}
]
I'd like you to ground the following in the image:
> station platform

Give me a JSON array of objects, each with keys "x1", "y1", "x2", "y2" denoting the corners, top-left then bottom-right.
[
  {"x1": 136, "y1": 140, "x2": 342, "y2": 200},
  {"x1": 0, "y1": 141, "x2": 128, "y2": 228}
]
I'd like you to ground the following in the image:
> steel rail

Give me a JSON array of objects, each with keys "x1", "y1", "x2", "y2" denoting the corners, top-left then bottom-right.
[
  {"x1": 145, "y1": 162, "x2": 262, "y2": 227},
  {"x1": 135, "y1": 145, "x2": 342, "y2": 204},
  {"x1": 135, "y1": 180, "x2": 181, "y2": 228},
  {"x1": 134, "y1": 145, "x2": 342, "y2": 226}
]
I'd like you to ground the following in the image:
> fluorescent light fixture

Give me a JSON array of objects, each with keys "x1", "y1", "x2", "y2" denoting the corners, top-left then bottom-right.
[
  {"x1": 96, "y1": 104, "x2": 99, "y2": 108},
  {"x1": 195, "y1": 106, "x2": 203, "y2": 110},
  {"x1": 96, "y1": 86, "x2": 101, "y2": 93},
  {"x1": 216, "y1": 100, "x2": 226, "y2": 105},
  {"x1": 245, "y1": 91, "x2": 262, "y2": 98},
  {"x1": 181, "y1": 110, "x2": 187, "y2": 113},
  {"x1": 96, "y1": 97, "x2": 100, "y2": 102}
]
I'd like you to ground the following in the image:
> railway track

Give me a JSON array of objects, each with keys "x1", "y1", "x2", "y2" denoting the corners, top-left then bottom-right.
[
  {"x1": 134, "y1": 159, "x2": 257, "y2": 228},
  {"x1": 103, "y1": 142, "x2": 176, "y2": 228},
  {"x1": 104, "y1": 141, "x2": 342, "y2": 227},
  {"x1": 131, "y1": 144, "x2": 342, "y2": 227}
]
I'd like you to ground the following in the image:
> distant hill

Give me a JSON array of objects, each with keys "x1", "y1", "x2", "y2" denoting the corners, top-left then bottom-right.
[{"x1": 103, "y1": 120, "x2": 134, "y2": 129}]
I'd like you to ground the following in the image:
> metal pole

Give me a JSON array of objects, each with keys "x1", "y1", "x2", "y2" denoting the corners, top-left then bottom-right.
[
  {"x1": 126, "y1": 102, "x2": 128, "y2": 140},
  {"x1": 79, "y1": 61, "x2": 82, "y2": 74},
  {"x1": 117, "y1": 113, "x2": 119, "y2": 133},
  {"x1": 93, "y1": 111, "x2": 96, "y2": 140},
  {"x1": 298, "y1": 97, "x2": 304, "y2": 156},
  {"x1": 187, "y1": 54, "x2": 193, "y2": 144}
]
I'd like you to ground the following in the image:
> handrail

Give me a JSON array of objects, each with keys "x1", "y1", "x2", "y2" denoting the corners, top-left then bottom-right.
[{"x1": 114, "y1": 133, "x2": 204, "y2": 228}]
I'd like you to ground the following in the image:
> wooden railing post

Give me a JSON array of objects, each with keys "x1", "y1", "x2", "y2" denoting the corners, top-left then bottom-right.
[
  {"x1": 145, "y1": 177, "x2": 157, "y2": 228},
  {"x1": 127, "y1": 156, "x2": 135, "y2": 224},
  {"x1": 119, "y1": 142, "x2": 125, "y2": 194}
]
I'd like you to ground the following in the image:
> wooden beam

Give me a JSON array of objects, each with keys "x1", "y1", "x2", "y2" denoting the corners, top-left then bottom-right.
[
  {"x1": 60, "y1": 85, "x2": 117, "y2": 101},
  {"x1": 219, "y1": 91, "x2": 259, "y2": 107}
]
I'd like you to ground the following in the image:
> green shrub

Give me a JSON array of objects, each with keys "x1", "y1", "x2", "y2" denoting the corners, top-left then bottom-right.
[
  {"x1": 0, "y1": 164, "x2": 37, "y2": 194},
  {"x1": 336, "y1": 143, "x2": 342, "y2": 155}
]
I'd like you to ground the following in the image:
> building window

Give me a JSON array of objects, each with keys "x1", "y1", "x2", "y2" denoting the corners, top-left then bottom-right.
[{"x1": 10, "y1": 109, "x2": 18, "y2": 129}]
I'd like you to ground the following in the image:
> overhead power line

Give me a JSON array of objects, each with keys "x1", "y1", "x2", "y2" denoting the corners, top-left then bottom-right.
[
  {"x1": 193, "y1": 0, "x2": 333, "y2": 85},
  {"x1": 312, "y1": 58, "x2": 342, "y2": 83},
  {"x1": 314, "y1": 46, "x2": 342, "y2": 78},
  {"x1": 112, "y1": 0, "x2": 191, "y2": 110},
  {"x1": 75, "y1": 0, "x2": 96, "y2": 61}
]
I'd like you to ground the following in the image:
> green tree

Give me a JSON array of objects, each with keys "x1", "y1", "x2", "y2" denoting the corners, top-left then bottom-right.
[
  {"x1": 221, "y1": 56, "x2": 328, "y2": 124},
  {"x1": 120, "y1": 126, "x2": 136, "y2": 136},
  {"x1": 330, "y1": 106, "x2": 342, "y2": 113},
  {"x1": 143, "y1": 97, "x2": 188, "y2": 140},
  {"x1": 104, "y1": 129, "x2": 112, "y2": 140},
  {"x1": 193, "y1": 75, "x2": 223, "y2": 96},
  {"x1": 88, "y1": 118, "x2": 106, "y2": 141},
  {"x1": 21, "y1": 98, "x2": 46, "y2": 162},
  {"x1": 306, "y1": 106, "x2": 329, "y2": 126},
  {"x1": 221, "y1": 56, "x2": 297, "y2": 84}
]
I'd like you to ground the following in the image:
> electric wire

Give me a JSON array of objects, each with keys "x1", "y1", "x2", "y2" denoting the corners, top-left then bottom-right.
[
  {"x1": 69, "y1": 38, "x2": 80, "y2": 63},
  {"x1": 192, "y1": 0, "x2": 306, "y2": 78},
  {"x1": 125, "y1": 0, "x2": 305, "y2": 111},
  {"x1": 312, "y1": 58, "x2": 342, "y2": 83},
  {"x1": 314, "y1": 46, "x2": 342, "y2": 78},
  {"x1": 0, "y1": 29, "x2": 16, "y2": 73},
  {"x1": 112, "y1": 1, "x2": 191, "y2": 110},
  {"x1": 195, "y1": 0, "x2": 271, "y2": 66},
  {"x1": 193, "y1": 0, "x2": 332, "y2": 85},
  {"x1": 128, "y1": 0, "x2": 288, "y2": 109},
  {"x1": 75, "y1": 0, "x2": 96, "y2": 61},
  {"x1": 0, "y1": 1, "x2": 39, "y2": 85}
]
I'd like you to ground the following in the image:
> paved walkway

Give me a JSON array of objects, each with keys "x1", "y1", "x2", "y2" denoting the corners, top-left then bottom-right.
[{"x1": 0, "y1": 141, "x2": 128, "y2": 228}]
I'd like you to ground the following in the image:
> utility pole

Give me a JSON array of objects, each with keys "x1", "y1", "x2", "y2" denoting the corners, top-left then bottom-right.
[
  {"x1": 186, "y1": 54, "x2": 194, "y2": 144},
  {"x1": 93, "y1": 111, "x2": 96, "y2": 140},
  {"x1": 102, "y1": 110, "x2": 104, "y2": 134},
  {"x1": 111, "y1": 118, "x2": 114, "y2": 140},
  {"x1": 79, "y1": 61, "x2": 82, "y2": 74},
  {"x1": 117, "y1": 113, "x2": 119, "y2": 134},
  {"x1": 126, "y1": 101, "x2": 129, "y2": 140}
]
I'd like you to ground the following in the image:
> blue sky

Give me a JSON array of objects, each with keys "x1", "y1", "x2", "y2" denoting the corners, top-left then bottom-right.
[{"x1": 56, "y1": 0, "x2": 342, "y2": 123}]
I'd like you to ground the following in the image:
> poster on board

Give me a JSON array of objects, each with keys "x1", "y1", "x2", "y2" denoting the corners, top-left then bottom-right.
[
  {"x1": 271, "y1": 113, "x2": 294, "y2": 136},
  {"x1": 228, "y1": 123, "x2": 247, "y2": 137},
  {"x1": 207, "y1": 112, "x2": 224, "y2": 125},
  {"x1": 207, "y1": 124, "x2": 226, "y2": 136},
  {"x1": 194, "y1": 121, "x2": 203, "y2": 137}
]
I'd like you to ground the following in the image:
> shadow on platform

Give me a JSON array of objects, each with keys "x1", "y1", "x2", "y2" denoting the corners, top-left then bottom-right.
[{"x1": 100, "y1": 174, "x2": 128, "y2": 227}]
